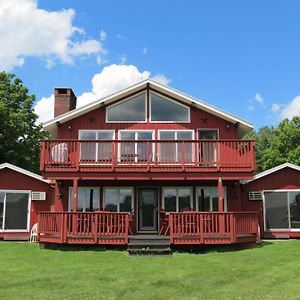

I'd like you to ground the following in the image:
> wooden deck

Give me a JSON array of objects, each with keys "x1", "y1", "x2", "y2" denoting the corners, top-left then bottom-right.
[
  {"x1": 40, "y1": 139, "x2": 255, "y2": 174},
  {"x1": 38, "y1": 211, "x2": 258, "y2": 246}
]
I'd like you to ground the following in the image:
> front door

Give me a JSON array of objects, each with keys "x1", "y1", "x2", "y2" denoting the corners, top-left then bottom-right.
[{"x1": 138, "y1": 188, "x2": 158, "y2": 232}]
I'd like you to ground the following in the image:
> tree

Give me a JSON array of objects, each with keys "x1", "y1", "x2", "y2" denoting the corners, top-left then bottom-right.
[
  {"x1": 0, "y1": 72, "x2": 48, "y2": 173},
  {"x1": 245, "y1": 117, "x2": 300, "y2": 173}
]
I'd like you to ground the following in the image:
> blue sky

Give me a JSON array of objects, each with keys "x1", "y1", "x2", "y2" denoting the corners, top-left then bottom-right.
[{"x1": 1, "y1": 0, "x2": 300, "y2": 129}]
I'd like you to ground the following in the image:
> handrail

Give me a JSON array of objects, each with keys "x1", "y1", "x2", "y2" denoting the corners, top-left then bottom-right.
[{"x1": 40, "y1": 139, "x2": 255, "y2": 172}]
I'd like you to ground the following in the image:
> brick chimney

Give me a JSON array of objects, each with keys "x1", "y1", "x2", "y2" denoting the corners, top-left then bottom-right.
[{"x1": 54, "y1": 88, "x2": 77, "y2": 117}]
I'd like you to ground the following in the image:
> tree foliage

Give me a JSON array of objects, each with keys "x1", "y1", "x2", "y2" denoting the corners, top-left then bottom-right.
[
  {"x1": 245, "y1": 117, "x2": 300, "y2": 173},
  {"x1": 0, "y1": 72, "x2": 48, "y2": 173}
]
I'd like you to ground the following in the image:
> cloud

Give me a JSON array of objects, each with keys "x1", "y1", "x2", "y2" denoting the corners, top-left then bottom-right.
[
  {"x1": 143, "y1": 47, "x2": 148, "y2": 55},
  {"x1": 254, "y1": 93, "x2": 264, "y2": 106},
  {"x1": 100, "y1": 30, "x2": 107, "y2": 41},
  {"x1": 0, "y1": 0, "x2": 106, "y2": 71},
  {"x1": 280, "y1": 95, "x2": 300, "y2": 119},
  {"x1": 34, "y1": 64, "x2": 171, "y2": 123},
  {"x1": 271, "y1": 103, "x2": 281, "y2": 113},
  {"x1": 119, "y1": 54, "x2": 127, "y2": 65}
]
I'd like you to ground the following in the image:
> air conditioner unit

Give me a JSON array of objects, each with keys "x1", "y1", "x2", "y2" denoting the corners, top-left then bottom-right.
[
  {"x1": 249, "y1": 191, "x2": 263, "y2": 201},
  {"x1": 32, "y1": 191, "x2": 46, "y2": 201}
]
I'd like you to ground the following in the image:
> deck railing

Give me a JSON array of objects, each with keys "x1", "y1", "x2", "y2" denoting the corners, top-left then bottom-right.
[
  {"x1": 40, "y1": 139, "x2": 255, "y2": 172},
  {"x1": 38, "y1": 212, "x2": 129, "y2": 244},
  {"x1": 169, "y1": 212, "x2": 258, "y2": 244}
]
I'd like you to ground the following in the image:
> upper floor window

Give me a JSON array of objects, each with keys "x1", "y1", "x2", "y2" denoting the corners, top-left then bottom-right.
[
  {"x1": 150, "y1": 92, "x2": 190, "y2": 122},
  {"x1": 106, "y1": 93, "x2": 146, "y2": 122}
]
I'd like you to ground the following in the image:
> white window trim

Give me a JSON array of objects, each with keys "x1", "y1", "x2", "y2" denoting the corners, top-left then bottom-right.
[
  {"x1": 263, "y1": 189, "x2": 300, "y2": 232},
  {"x1": 118, "y1": 130, "x2": 155, "y2": 163},
  {"x1": 0, "y1": 189, "x2": 31, "y2": 232},
  {"x1": 197, "y1": 128, "x2": 220, "y2": 139},
  {"x1": 149, "y1": 91, "x2": 191, "y2": 123},
  {"x1": 68, "y1": 187, "x2": 100, "y2": 212},
  {"x1": 195, "y1": 186, "x2": 227, "y2": 212},
  {"x1": 78, "y1": 130, "x2": 115, "y2": 163},
  {"x1": 103, "y1": 187, "x2": 134, "y2": 213},
  {"x1": 106, "y1": 92, "x2": 147, "y2": 123},
  {"x1": 158, "y1": 130, "x2": 195, "y2": 163},
  {"x1": 162, "y1": 187, "x2": 193, "y2": 213}
]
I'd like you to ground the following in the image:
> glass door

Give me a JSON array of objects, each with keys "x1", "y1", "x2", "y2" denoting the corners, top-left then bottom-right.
[
  {"x1": 138, "y1": 188, "x2": 158, "y2": 231},
  {"x1": 198, "y1": 129, "x2": 219, "y2": 164}
]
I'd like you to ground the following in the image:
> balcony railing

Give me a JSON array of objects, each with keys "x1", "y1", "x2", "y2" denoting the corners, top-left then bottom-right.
[{"x1": 40, "y1": 139, "x2": 255, "y2": 173}]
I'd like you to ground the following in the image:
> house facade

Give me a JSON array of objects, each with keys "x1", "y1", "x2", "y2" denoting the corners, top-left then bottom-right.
[
  {"x1": 0, "y1": 163, "x2": 52, "y2": 240},
  {"x1": 38, "y1": 80, "x2": 258, "y2": 246}
]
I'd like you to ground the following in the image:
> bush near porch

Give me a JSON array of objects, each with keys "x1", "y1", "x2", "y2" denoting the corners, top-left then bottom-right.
[{"x1": 0, "y1": 241, "x2": 299, "y2": 300}]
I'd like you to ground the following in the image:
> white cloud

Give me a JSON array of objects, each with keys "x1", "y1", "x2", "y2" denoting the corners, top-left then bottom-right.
[
  {"x1": 119, "y1": 54, "x2": 127, "y2": 65},
  {"x1": 271, "y1": 103, "x2": 281, "y2": 113},
  {"x1": 0, "y1": 0, "x2": 106, "y2": 71},
  {"x1": 100, "y1": 30, "x2": 107, "y2": 41},
  {"x1": 254, "y1": 93, "x2": 264, "y2": 106},
  {"x1": 34, "y1": 64, "x2": 171, "y2": 123},
  {"x1": 143, "y1": 47, "x2": 148, "y2": 55},
  {"x1": 280, "y1": 95, "x2": 300, "y2": 119}
]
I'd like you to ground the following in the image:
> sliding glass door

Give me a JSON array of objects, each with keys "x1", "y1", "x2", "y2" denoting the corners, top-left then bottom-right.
[
  {"x1": 0, "y1": 191, "x2": 30, "y2": 231},
  {"x1": 264, "y1": 190, "x2": 300, "y2": 230}
]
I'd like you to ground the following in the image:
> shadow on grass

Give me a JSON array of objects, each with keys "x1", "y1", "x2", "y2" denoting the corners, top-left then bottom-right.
[
  {"x1": 172, "y1": 240, "x2": 274, "y2": 255},
  {"x1": 40, "y1": 243, "x2": 127, "y2": 252}
]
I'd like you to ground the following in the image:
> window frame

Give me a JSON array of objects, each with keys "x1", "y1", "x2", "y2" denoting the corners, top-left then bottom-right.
[
  {"x1": 162, "y1": 187, "x2": 193, "y2": 213},
  {"x1": 195, "y1": 186, "x2": 227, "y2": 212},
  {"x1": 103, "y1": 187, "x2": 134, "y2": 213},
  {"x1": 149, "y1": 91, "x2": 191, "y2": 123},
  {"x1": 78, "y1": 130, "x2": 115, "y2": 163},
  {"x1": 118, "y1": 130, "x2": 155, "y2": 163},
  {"x1": 68, "y1": 187, "x2": 100, "y2": 212},
  {"x1": 263, "y1": 189, "x2": 300, "y2": 232},
  {"x1": 0, "y1": 189, "x2": 31, "y2": 232},
  {"x1": 106, "y1": 92, "x2": 147, "y2": 123}
]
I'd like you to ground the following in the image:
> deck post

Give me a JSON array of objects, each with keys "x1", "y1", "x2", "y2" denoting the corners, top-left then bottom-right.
[
  {"x1": 217, "y1": 177, "x2": 224, "y2": 212},
  {"x1": 72, "y1": 178, "x2": 78, "y2": 233}
]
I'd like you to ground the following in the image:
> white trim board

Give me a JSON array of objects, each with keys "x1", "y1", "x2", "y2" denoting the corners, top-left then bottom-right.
[
  {"x1": 43, "y1": 79, "x2": 253, "y2": 138},
  {"x1": 0, "y1": 163, "x2": 50, "y2": 184}
]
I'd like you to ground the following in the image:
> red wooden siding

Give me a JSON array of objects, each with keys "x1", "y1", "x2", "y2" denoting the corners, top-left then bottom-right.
[{"x1": 0, "y1": 168, "x2": 52, "y2": 239}]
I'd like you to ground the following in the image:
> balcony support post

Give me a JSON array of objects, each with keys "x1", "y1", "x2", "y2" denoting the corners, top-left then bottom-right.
[
  {"x1": 72, "y1": 178, "x2": 78, "y2": 234},
  {"x1": 217, "y1": 177, "x2": 224, "y2": 212}
]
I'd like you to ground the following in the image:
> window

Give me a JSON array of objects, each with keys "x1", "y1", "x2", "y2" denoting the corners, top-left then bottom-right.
[
  {"x1": 198, "y1": 129, "x2": 219, "y2": 164},
  {"x1": 79, "y1": 130, "x2": 114, "y2": 162},
  {"x1": 0, "y1": 190, "x2": 30, "y2": 231},
  {"x1": 68, "y1": 187, "x2": 100, "y2": 212},
  {"x1": 119, "y1": 131, "x2": 153, "y2": 162},
  {"x1": 158, "y1": 130, "x2": 193, "y2": 162},
  {"x1": 162, "y1": 187, "x2": 192, "y2": 212},
  {"x1": 150, "y1": 92, "x2": 190, "y2": 122},
  {"x1": 264, "y1": 190, "x2": 300, "y2": 230},
  {"x1": 196, "y1": 187, "x2": 227, "y2": 212},
  {"x1": 103, "y1": 188, "x2": 133, "y2": 212},
  {"x1": 106, "y1": 93, "x2": 146, "y2": 122}
]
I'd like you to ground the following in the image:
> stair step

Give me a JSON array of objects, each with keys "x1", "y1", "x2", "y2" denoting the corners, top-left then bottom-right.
[{"x1": 128, "y1": 248, "x2": 172, "y2": 255}]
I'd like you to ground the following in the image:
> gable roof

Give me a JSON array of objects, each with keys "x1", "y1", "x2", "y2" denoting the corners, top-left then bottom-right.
[
  {"x1": 0, "y1": 163, "x2": 50, "y2": 184},
  {"x1": 245, "y1": 163, "x2": 300, "y2": 183},
  {"x1": 43, "y1": 79, "x2": 253, "y2": 138}
]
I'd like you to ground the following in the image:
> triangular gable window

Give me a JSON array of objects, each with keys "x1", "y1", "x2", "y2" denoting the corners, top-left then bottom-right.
[
  {"x1": 150, "y1": 92, "x2": 190, "y2": 122},
  {"x1": 106, "y1": 93, "x2": 146, "y2": 122}
]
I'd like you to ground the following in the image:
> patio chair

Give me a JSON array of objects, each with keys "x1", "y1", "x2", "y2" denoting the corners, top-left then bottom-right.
[{"x1": 29, "y1": 223, "x2": 38, "y2": 243}]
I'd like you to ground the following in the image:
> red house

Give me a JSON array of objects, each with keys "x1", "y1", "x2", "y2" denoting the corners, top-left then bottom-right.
[
  {"x1": 242, "y1": 163, "x2": 300, "y2": 239},
  {"x1": 38, "y1": 80, "x2": 258, "y2": 250},
  {"x1": 0, "y1": 163, "x2": 52, "y2": 240}
]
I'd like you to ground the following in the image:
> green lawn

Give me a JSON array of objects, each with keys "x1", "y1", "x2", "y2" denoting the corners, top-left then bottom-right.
[{"x1": 0, "y1": 241, "x2": 300, "y2": 300}]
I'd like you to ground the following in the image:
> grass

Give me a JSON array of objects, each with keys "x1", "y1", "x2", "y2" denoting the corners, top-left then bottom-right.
[{"x1": 0, "y1": 241, "x2": 300, "y2": 300}]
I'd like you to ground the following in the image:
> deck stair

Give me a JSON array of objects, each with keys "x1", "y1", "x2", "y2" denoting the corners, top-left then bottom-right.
[{"x1": 127, "y1": 235, "x2": 171, "y2": 255}]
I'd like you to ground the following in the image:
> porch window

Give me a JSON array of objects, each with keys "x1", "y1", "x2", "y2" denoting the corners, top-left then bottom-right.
[
  {"x1": 158, "y1": 130, "x2": 193, "y2": 163},
  {"x1": 264, "y1": 190, "x2": 300, "y2": 230},
  {"x1": 162, "y1": 187, "x2": 193, "y2": 212},
  {"x1": 106, "y1": 93, "x2": 146, "y2": 122},
  {"x1": 119, "y1": 131, "x2": 153, "y2": 162},
  {"x1": 103, "y1": 188, "x2": 133, "y2": 212},
  {"x1": 196, "y1": 187, "x2": 227, "y2": 212},
  {"x1": 150, "y1": 92, "x2": 190, "y2": 122},
  {"x1": 0, "y1": 190, "x2": 30, "y2": 231},
  {"x1": 68, "y1": 187, "x2": 100, "y2": 212},
  {"x1": 79, "y1": 130, "x2": 114, "y2": 162}
]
